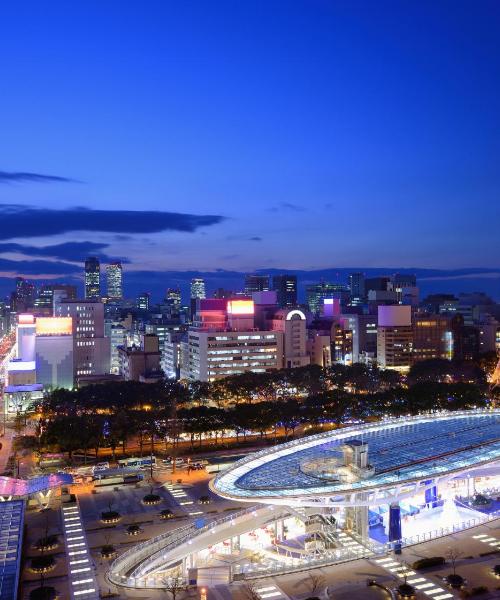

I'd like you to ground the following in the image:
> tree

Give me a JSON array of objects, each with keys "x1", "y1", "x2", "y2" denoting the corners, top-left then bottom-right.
[
  {"x1": 162, "y1": 576, "x2": 187, "y2": 600},
  {"x1": 446, "y1": 547, "x2": 463, "y2": 577},
  {"x1": 304, "y1": 572, "x2": 326, "y2": 595}
]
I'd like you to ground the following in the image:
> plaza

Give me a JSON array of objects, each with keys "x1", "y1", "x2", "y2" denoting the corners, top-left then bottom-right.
[{"x1": 107, "y1": 409, "x2": 500, "y2": 591}]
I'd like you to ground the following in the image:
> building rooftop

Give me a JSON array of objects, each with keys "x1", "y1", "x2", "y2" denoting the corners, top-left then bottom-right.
[{"x1": 212, "y1": 410, "x2": 500, "y2": 502}]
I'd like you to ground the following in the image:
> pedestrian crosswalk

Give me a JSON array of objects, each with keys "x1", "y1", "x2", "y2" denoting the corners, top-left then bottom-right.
[
  {"x1": 252, "y1": 583, "x2": 289, "y2": 599},
  {"x1": 373, "y1": 556, "x2": 453, "y2": 599},
  {"x1": 164, "y1": 482, "x2": 203, "y2": 518},
  {"x1": 472, "y1": 532, "x2": 500, "y2": 547}
]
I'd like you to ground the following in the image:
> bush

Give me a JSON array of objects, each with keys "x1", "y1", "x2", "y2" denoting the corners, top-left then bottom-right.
[
  {"x1": 101, "y1": 510, "x2": 121, "y2": 523},
  {"x1": 100, "y1": 544, "x2": 116, "y2": 558},
  {"x1": 29, "y1": 586, "x2": 58, "y2": 600},
  {"x1": 142, "y1": 493, "x2": 161, "y2": 505},
  {"x1": 461, "y1": 586, "x2": 489, "y2": 597},
  {"x1": 34, "y1": 535, "x2": 59, "y2": 551},
  {"x1": 412, "y1": 556, "x2": 445, "y2": 569},
  {"x1": 30, "y1": 555, "x2": 56, "y2": 573}
]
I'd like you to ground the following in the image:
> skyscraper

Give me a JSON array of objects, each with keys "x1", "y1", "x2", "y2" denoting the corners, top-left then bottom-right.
[
  {"x1": 136, "y1": 292, "x2": 151, "y2": 311},
  {"x1": 106, "y1": 262, "x2": 123, "y2": 299},
  {"x1": 165, "y1": 288, "x2": 181, "y2": 311},
  {"x1": 272, "y1": 274, "x2": 297, "y2": 308},
  {"x1": 190, "y1": 278, "x2": 206, "y2": 300},
  {"x1": 85, "y1": 257, "x2": 100, "y2": 299},
  {"x1": 306, "y1": 282, "x2": 350, "y2": 315},
  {"x1": 244, "y1": 274, "x2": 270, "y2": 295},
  {"x1": 349, "y1": 272, "x2": 365, "y2": 303},
  {"x1": 190, "y1": 278, "x2": 206, "y2": 317}
]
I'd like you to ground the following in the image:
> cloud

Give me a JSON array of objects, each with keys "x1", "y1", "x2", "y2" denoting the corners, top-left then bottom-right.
[
  {"x1": 0, "y1": 171, "x2": 78, "y2": 184},
  {"x1": 0, "y1": 205, "x2": 225, "y2": 240},
  {"x1": 268, "y1": 202, "x2": 306, "y2": 212},
  {"x1": 0, "y1": 241, "x2": 129, "y2": 263},
  {"x1": 0, "y1": 257, "x2": 80, "y2": 276},
  {"x1": 249, "y1": 236, "x2": 262, "y2": 241}
]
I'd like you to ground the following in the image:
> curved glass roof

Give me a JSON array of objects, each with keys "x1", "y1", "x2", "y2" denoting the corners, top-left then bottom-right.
[{"x1": 213, "y1": 411, "x2": 500, "y2": 500}]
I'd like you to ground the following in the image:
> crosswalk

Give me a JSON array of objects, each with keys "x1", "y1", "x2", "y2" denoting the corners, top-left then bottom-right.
[
  {"x1": 252, "y1": 583, "x2": 289, "y2": 599},
  {"x1": 472, "y1": 532, "x2": 500, "y2": 548},
  {"x1": 373, "y1": 556, "x2": 453, "y2": 599},
  {"x1": 164, "y1": 482, "x2": 204, "y2": 517}
]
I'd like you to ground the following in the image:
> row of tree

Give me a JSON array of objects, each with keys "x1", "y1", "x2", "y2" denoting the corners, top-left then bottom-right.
[{"x1": 35, "y1": 378, "x2": 489, "y2": 460}]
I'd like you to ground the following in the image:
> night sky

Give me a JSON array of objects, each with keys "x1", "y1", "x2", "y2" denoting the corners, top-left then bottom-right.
[{"x1": 1, "y1": 1, "x2": 500, "y2": 299}]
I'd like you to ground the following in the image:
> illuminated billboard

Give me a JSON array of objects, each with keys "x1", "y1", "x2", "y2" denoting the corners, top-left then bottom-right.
[
  {"x1": 36, "y1": 317, "x2": 73, "y2": 336},
  {"x1": 18, "y1": 314, "x2": 35, "y2": 325},
  {"x1": 227, "y1": 300, "x2": 255, "y2": 315}
]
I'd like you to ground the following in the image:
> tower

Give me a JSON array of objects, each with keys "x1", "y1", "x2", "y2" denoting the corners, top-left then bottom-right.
[{"x1": 85, "y1": 257, "x2": 100, "y2": 299}]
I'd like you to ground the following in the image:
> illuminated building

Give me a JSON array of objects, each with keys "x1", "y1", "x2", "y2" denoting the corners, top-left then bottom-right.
[
  {"x1": 272, "y1": 274, "x2": 297, "y2": 308},
  {"x1": 376, "y1": 305, "x2": 413, "y2": 370},
  {"x1": 413, "y1": 314, "x2": 454, "y2": 362},
  {"x1": 84, "y1": 256, "x2": 101, "y2": 299},
  {"x1": 244, "y1": 273, "x2": 270, "y2": 295},
  {"x1": 35, "y1": 317, "x2": 74, "y2": 390},
  {"x1": 56, "y1": 299, "x2": 110, "y2": 383},
  {"x1": 181, "y1": 297, "x2": 308, "y2": 381},
  {"x1": 136, "y1": 292, "x2": 150, "y2": 311},
  {"x1": 106, "y1": 262, "x2": 123, "y2": 299},
  {"x1": 11, "y1": 277, "x2": 36, "y2": 312},
  {"x1": 108, "y1": 410, "x2": 500, "y2": 589},
  {"x1": 306, "y1": 282, "x2": 349, "y2": 315},
  {"x1": 118, "y1": 333, "x2": 162, "y2": 382},
  {"x1": 34, "y1": 284, "x2": 77, "y2": 313},
  {"x1": 348, "y1": 272, "x2": 365, "y2": 303},
  {"x1": 165, "y1": 288, "x2": 181, "y2": 311},
  {"x1": 190, "y1": 278, "x2": 206, "y2": 316}
]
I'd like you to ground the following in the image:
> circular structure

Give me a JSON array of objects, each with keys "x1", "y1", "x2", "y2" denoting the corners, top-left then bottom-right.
[
  {"x1": 109, "y1": 410, "x2": 500, "y2": 589},
  {"x1": 211, "y1": 410, "x2": 500, "y2": 506}
]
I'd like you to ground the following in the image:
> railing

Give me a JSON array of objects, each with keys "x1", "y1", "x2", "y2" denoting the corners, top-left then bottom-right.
[{"x1": 108, "y1": 504, "x2": 269, "y2": 587}]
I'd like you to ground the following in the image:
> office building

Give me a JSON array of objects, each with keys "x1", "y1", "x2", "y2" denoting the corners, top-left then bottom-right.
[
  {"x1": 272, "y1": 274, "x2": 297, "y2": 308},
  {"x1": 165, "y1": 288, "x2": 181, "y2": 311},
  {"x1": 181, "y1": 297, "x2": 309, "y2": 381},
  {"x1": 190, "y1": 278, "x2": 206, "y2": 316},
  {"x1": 377, "y1": 305, "x2": 413, "y2": 370},
  {"x1": 413, "y1": 314, "x2": 454, "y2": 362},
  {"x1": 244, "y1": 274, "x2": 270, "y2": 295},
  {"x1": 136, "y1": 292, "x2": 150, "y2": 311},
  {"x1": 190, "y1": 278, "x2": 206, "y2": 300},
  {"x1": 306, "y1": 282, "x2": 349, "y2": 315},
  {"x1": 56, "y1": 299, "x2": 110, "y2": 382},
  {"x1": 35, "y1": 317, "x2": 74, "y2": 390},
  {"x1": 34, "y1": 284, "x2": 77, "y2": 313},
  {"x1": 118, "y1": 333, "x2": 162, "y2": 382},
  {"x1": 84, "y1": 257, "x2": 100, "y2": 299},
  {"x1": 106, "y1": 262, "x2": 123, "y2": 299},
  {"x1": 349, "y1": 272, "x2": 365, "y2": 303}
]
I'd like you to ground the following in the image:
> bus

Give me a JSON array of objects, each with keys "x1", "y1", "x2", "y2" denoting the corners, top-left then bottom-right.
[
  {"x1": 93, "y1": 468, "x2": 143, "y2": 487},
  {"x1": 117, "y1": 456, "x2": 156, "y2": 469}
]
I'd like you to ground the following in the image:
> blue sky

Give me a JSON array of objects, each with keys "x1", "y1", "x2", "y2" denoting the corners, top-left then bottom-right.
[{"x1": 0, "y1": 1, "x2": 499, "y2": 297}]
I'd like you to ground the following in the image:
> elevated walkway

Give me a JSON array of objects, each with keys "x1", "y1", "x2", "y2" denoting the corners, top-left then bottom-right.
[{"x1": 108, "y1": 505, "x2": 291, "y2": 589}]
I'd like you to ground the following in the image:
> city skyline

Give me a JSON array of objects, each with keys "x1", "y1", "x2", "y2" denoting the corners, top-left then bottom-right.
[{"x1": 1, "y1": 1, "x2": 499, "y2": 296}]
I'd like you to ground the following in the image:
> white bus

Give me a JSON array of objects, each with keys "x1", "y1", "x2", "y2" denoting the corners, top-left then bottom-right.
[{"x1": 117, "y1": 456, "x2": 156, "y2": 469}]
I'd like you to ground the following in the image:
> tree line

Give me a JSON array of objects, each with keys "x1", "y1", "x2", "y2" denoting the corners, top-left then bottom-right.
[{"x1": 31, "y1": 360, "x2": 492, "y2": 461}]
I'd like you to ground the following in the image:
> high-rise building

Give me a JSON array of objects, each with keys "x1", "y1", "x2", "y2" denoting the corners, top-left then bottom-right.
[
  {"x1": 190, "y1": 278, "x2": 206, "y2": 300},
  {"x1": 85, "y1": 257, "x2": 100, "y2": 299},
  {"x1": 244, "y1": 274, "x2": 270, "y2": 295},
  {"x1": 165, "y1": 288, "x2": 181, "y2": 311},
  {"x1": 11, "y1": 277, "x2": 36, "y2": 311},
  {"x1": 34, "y1": 284, "x2": 77, "y2": 312},
  {"x1": 377, "y1": 305, "x2": 413, "y2": 370},
  {"x1": 349, "y1": 273, "x2": 365, "y2": 303},
  {"x1": 272, "y1": 275, "x2": 297, "y2": 308},
  {"x1": 106, "y1": 262, "x2": 123, "y2": 299},
  {"x1": 136, "y1": 292, "x2": 150, "y2": 311},
  {"x1": 306, "y1": 282, "x2": 350, "y2": 315},
  {"x1": 181, "y1": 298, "x2": 309, "y2": 381},
  {"x1": 56, "y1": 299, "x2": 111, "y2": 382},
  {"x1": 190, "y1": 278, "x2": 206, "y2": 316}
]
